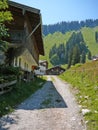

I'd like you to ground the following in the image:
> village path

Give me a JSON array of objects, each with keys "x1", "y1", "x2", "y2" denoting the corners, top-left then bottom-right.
[{"x1": 0, "y1": 76, "x2": 86, "y2": 130}]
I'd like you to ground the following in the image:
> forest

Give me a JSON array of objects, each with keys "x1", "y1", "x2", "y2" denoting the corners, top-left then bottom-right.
[
  {"x1": 49, "y1": 31, "x2": 92, "y2": 67},
  {"x1": 43, "y1": 19, "x2": 98, "y2": 35},
  {"x1": 41, "y1": 25, "x2": 98, "y2": 68}
]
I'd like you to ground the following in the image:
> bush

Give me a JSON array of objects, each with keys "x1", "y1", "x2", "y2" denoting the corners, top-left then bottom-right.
[
  {"x1": 0, "y1": 66, "x2": 21, "y2": 83},
  {"x1": 0, "y1": 65, "x2": 21, "y2": 76}
]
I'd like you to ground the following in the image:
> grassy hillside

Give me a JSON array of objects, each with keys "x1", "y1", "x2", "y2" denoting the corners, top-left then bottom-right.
[
  {"x1": 40, "y1": 31, "x2": 72, "y2": 67},
  {"x1": 40, "y1": 26, "x2": 98, "y2": 67},
  {"x1": 81, "y1": 26, "x2": 98, "y2": 55},
  {"x1": 60, "y1": 61, "x2": 98, "y2": 130}
]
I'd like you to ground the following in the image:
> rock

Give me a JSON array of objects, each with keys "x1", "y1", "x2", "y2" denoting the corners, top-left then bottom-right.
[
  {"x1": 84, "y1": 96, "x2": 89, "y2": 99},
  {"x1": 81, "y1": 109, "x2": 91, "y2": 115}
]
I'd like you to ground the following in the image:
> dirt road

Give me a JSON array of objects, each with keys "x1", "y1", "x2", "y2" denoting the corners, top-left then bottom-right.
[{"x1": 0, "y1": 76, "x2": 86, "y2": 130}]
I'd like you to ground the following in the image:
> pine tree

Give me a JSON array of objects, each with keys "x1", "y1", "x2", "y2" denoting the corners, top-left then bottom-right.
[
  {"x1": 57, "y1": 43, "x2": 65, "y2": 63},
  {"x1": 49, "y1": 44, "x2": 57, "y2": 59},
  {"x1": 67, "y1": 50, "x2": 73, "y2": 68},
  {"x1": 87, "y1": 50, "x2": 92, "y2": 60},
  {"x1": 95, "y1": 32, "x2": 98, "y2": 43},
  {"x1": 80, "y1": 51, "x2": 86, "y2": 63},
  {"x1": 50, "y1": 54, "x2": 59, "y2": 65},
  {"x1": 71, "y1": 45, "x2": 80, "y2": 65}
]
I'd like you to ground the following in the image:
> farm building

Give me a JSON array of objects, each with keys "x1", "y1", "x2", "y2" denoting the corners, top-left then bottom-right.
[
  {"x1": 46, "y1": 65, "x2": 65, "y2": 75},
  {"x1": 1, "y1": 1, "x2": 44, "y2": 80}
]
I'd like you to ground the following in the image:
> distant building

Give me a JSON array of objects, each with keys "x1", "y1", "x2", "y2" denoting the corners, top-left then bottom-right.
[
  {"x1": 92, "y1": 55, "x2": 98, "y2": 61},
  {"x1": 46, "y1": 65, "x2": 65, "y2": 75},
  {"x1": 34, "y1": 60, "x2": 48, "y2": 75}
]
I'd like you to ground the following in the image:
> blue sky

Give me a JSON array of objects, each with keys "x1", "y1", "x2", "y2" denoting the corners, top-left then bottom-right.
[{"x1": 13, "y1": 0, "x2": 98, "y2": 25}]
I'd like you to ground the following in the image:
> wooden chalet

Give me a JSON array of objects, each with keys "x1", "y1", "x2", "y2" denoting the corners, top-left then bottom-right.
[
  {"x1": 46, "y1": 65, "x2": 65, "y2": 75},
  {"x1": 92, "y1": 55, "x2": 98, "y2": 61},
  {"x1": 5, "y1": 1, "x2": 44, "y2": 79}
]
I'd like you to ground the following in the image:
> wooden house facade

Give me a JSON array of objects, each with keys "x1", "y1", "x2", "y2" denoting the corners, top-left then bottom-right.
[
  {"x1": 46, "y1": 66, "x2": 65, "y2": 75},
  {"x1": 5, "y1": 1, "x2": 44, "y2": 73},
  {"x1": 34, "y1": 60, "x2": 48, "y2": 75}
]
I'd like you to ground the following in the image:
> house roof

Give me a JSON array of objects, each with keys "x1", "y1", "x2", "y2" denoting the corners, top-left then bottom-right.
[
  {"x1": 46, "y1": 65, "x2": 65, "y2": 75},
  {"x1": 8, "y1": 1, "x2": 40, "y2": 14},
  {"x1": 8, "y1": 1, "x2": 44, "y2": 55},
  {"x1": 39, "y1": 60, "x2": 48, "y2": 64}
]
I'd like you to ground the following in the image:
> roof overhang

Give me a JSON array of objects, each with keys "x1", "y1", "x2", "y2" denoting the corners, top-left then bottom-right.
[
  {"x1": 8, "y1": 1, "x2": 44, "y2": 56},
  {"x1": 8, "y1": 1, "x2": 40, "y2": 14}
]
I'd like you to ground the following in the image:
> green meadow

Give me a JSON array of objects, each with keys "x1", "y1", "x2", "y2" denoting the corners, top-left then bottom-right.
[{"x1": 60, "y1": 61, "x2": 98, "y2": 130}]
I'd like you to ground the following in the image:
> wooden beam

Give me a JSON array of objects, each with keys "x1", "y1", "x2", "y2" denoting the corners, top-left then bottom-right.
[{"x1": 26, "y1": 22, "x2": 41, "y2": 40}]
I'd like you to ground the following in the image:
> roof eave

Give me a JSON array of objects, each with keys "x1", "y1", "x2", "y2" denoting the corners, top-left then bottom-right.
[{"x1": 8, "y1": 1, "x2": 40, "y2": 14}]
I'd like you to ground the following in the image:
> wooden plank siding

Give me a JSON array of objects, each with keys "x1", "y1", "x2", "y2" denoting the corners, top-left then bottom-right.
[{"x1": 24, "y1": 12, "x2": 39, "y2": 63}]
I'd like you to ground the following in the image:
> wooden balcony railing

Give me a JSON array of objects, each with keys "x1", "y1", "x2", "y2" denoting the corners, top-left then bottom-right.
[{"x1": 8, "y1": 30, "x2": 25, "y2": 44}]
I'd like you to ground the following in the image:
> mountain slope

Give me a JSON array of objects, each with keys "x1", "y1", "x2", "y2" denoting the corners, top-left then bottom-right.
[
  {"x1": 40, "y1": 26, "x2": 98, "y2": 67},
  {"x1": 40, "y1": 31, "x2": 72, "y2": 67},
  {"x1": 81, "y1": 26, "x2": 98, "y2": 55},
  {"x1": 60, "y1": 60, "x2": 98, "y2": 130}
]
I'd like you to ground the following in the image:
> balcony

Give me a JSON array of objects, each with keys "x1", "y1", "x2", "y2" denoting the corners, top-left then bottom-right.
[{"x1": 8, "y1": 30, "x2": 25, "y2": 44}]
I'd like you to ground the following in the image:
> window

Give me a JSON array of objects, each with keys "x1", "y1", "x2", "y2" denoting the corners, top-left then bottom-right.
[
  {"x1": 19, "y1": 58, "x2": 21, "y2": 67},
  {"x1": 27, "y1": 64, "x2": 28, "y2": 69},
  {"x1": 9, "y1": 30, "x2": 24, "y2": 43},
  {"x1": 14, "y1": 57, "x2": 17, "y2": 66},
  {"x1": 24, "y1": 62, "x2": 26, "y2": 69}
]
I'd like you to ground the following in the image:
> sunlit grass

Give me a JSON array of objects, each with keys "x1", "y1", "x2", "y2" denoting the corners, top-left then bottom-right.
[{"x1": 59, "y1": 61, "x2": 98, "y2": 130}]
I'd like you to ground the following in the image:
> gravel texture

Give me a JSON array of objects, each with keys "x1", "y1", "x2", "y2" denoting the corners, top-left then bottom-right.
[{"x1": 0, "y1": 76, "x2": 86, "y2": 130}]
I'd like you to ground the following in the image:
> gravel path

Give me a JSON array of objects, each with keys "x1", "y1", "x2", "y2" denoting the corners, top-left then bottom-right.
[{"x1": 0, "y1": 76, "x2": 86, "y2": 130}]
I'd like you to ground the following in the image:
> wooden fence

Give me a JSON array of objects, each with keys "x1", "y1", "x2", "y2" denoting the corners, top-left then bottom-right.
[{"x1": 0, "y1": 80, "x2": 17, "y2": 95}]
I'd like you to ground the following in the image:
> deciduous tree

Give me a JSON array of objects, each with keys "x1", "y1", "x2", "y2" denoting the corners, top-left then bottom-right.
[{"x1": 0, "y1": 0, "x2": 12, "y2": 52}]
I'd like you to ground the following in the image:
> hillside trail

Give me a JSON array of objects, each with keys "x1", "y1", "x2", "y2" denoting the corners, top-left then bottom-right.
[{"x1": 0, "y1": 76, "x2": 86, "y2": 130}]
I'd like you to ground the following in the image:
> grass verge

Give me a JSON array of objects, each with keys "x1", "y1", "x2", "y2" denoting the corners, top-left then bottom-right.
[
  {"x1": 59, "y1": 61, "x2": 98, "y2": 130},
  {"x1": 0, "y1": 77, "x2": 46, "y2": 117}
]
